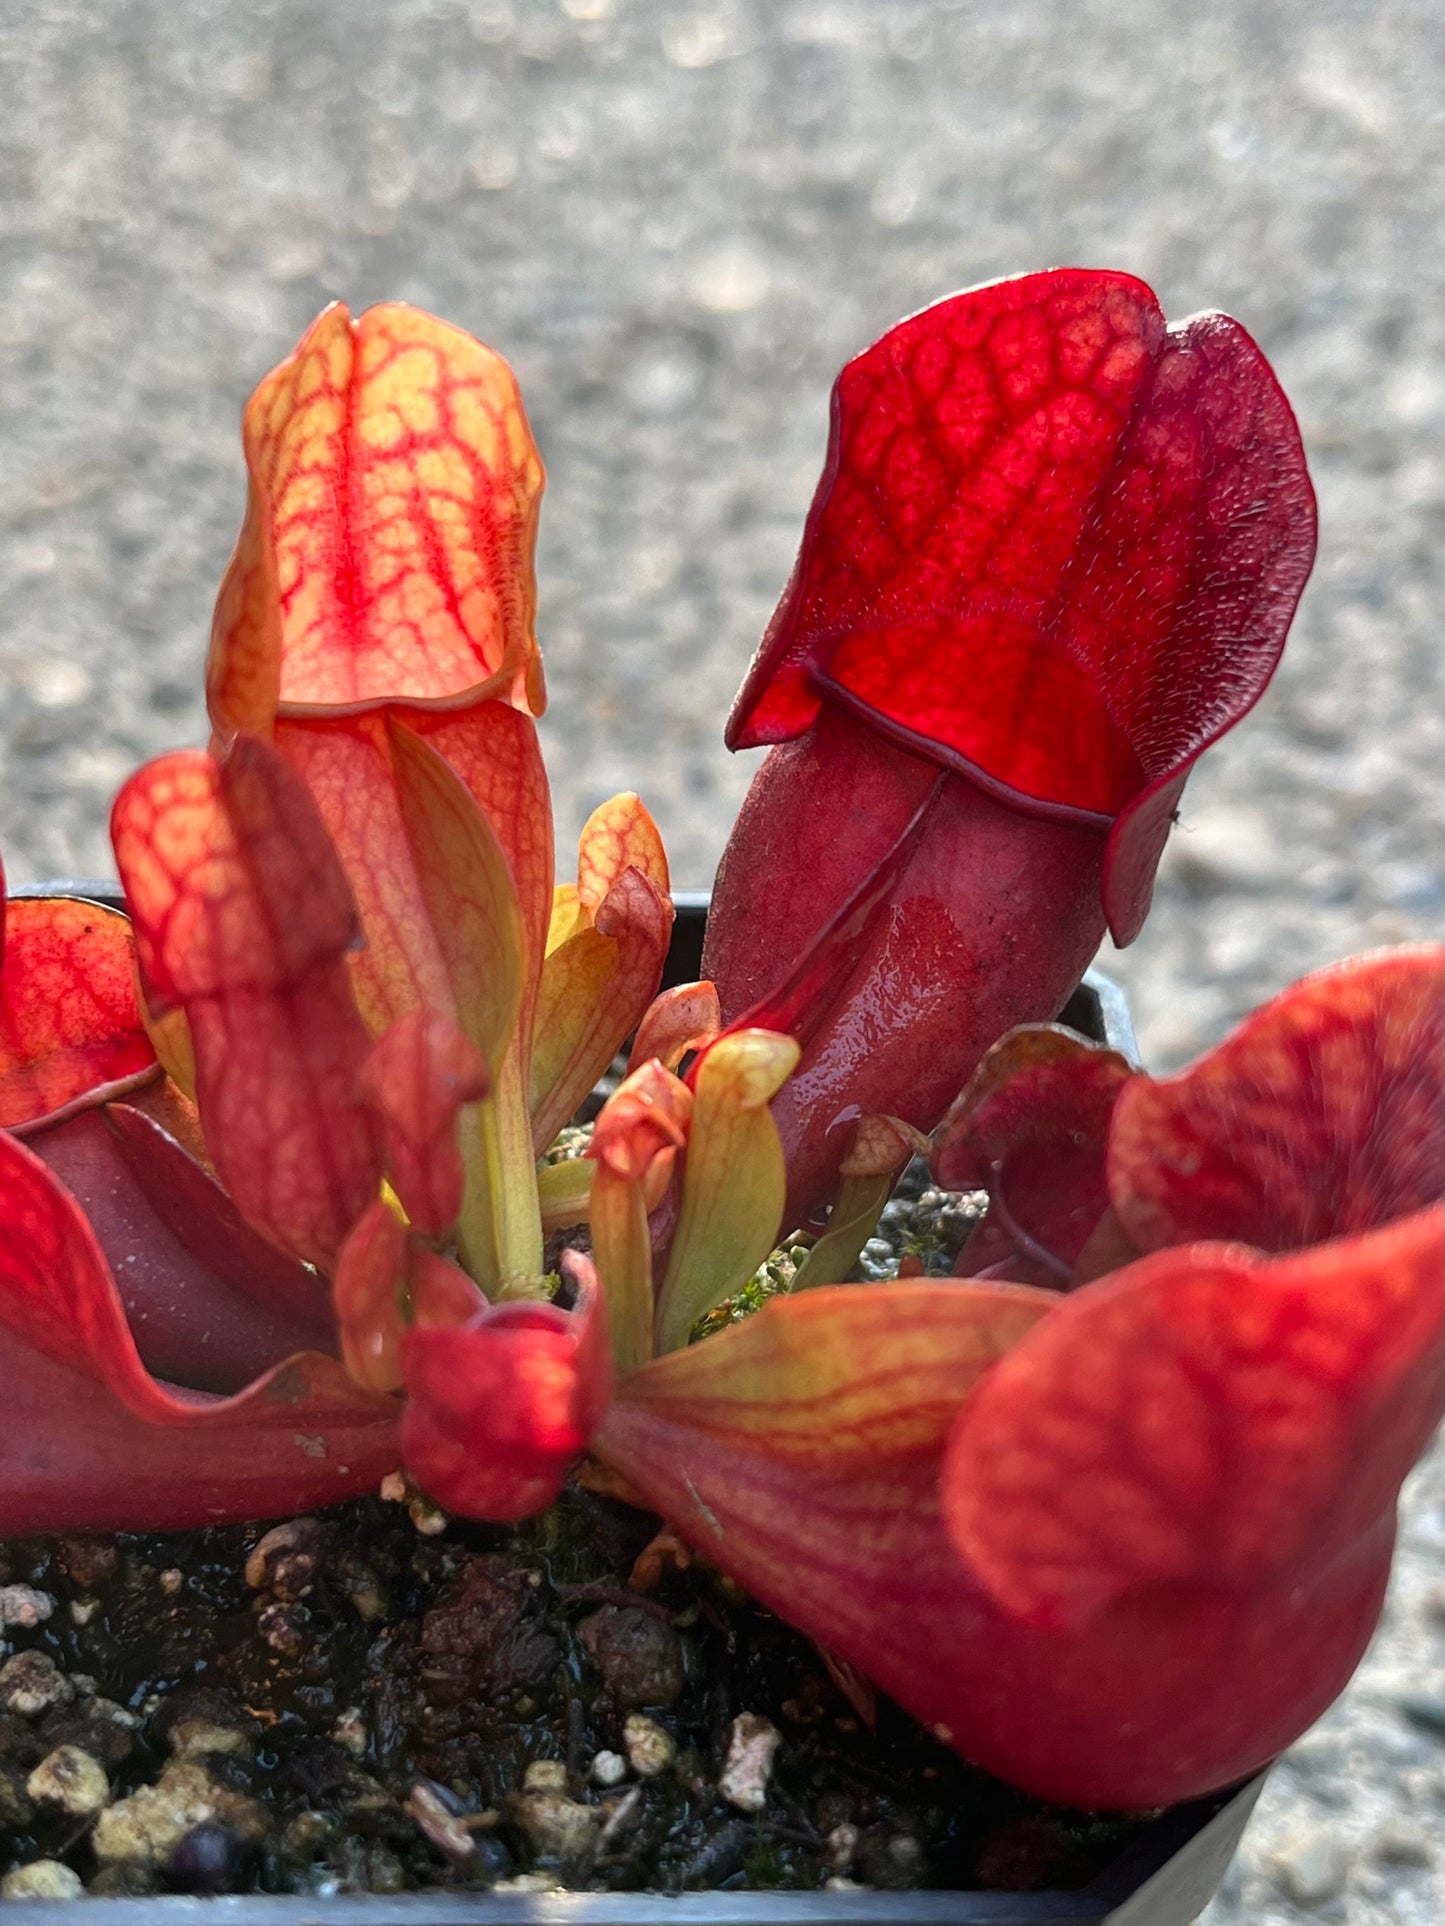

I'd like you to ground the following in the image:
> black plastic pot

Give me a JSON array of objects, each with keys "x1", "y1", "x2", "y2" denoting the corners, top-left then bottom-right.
[{"x1": 3, "y1": 883, "x2": 1260, "y2": 1926}]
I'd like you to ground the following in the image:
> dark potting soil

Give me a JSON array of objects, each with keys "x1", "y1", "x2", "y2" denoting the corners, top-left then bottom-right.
[
  {"x1": 0, "y1": 1487, "x2": 1148, "y2": 1902},
  {"x1": 0, "y1": 1156, "x2": 1149, "y2": 1902}
]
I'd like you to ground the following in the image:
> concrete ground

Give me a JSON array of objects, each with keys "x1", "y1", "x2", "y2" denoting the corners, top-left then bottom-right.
[{"x1": 1, "y1": 2, "x2": 1441, "y2": 1917}]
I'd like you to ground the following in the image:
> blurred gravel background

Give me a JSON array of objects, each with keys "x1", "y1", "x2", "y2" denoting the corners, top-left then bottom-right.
[{"x1": 1, "y1": 1, "x2": 1441, "y2": 1917}]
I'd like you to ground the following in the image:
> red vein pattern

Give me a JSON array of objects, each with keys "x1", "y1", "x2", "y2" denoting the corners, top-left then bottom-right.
[
  {"x1": 945, "y1": 1214, "x2": 1445, "y2": 1634},
  {"x1": 530, "y1": 804, "x2": 674, "y2": 1155},
  {"x1": 729, "y1": 269, "x2": 1315, "y2": 828},
  {"x1": 627, "y1": 982, "x2": 721, "y2": 1076},
  {"x1": 935, "y1": 948, "x2": 1445, "y2": 1285},
  {"x1": 1111, "y1": 947, "x2": 1445, "y2": 1253},
  {"x1": 574, "y1": 792, "x2": 670, "y2": 912},
  {"x1": 1, "y1": 897, "x2": 157, "y2": 1132},
  {"x1": 111, "y1": 737, "x2": 381, "y2": 1269},
  {"x1": 272, "y1": 704, "x2": 553, "y2": 1044},
  {"x1": 209, "y1": 302, "x2": 545, "y2": 732}
]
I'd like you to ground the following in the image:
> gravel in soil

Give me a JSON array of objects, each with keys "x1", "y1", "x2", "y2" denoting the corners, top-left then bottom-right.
[{"x1": 0, "y1": 1486, "x2": 1145, "y2": 1899}]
